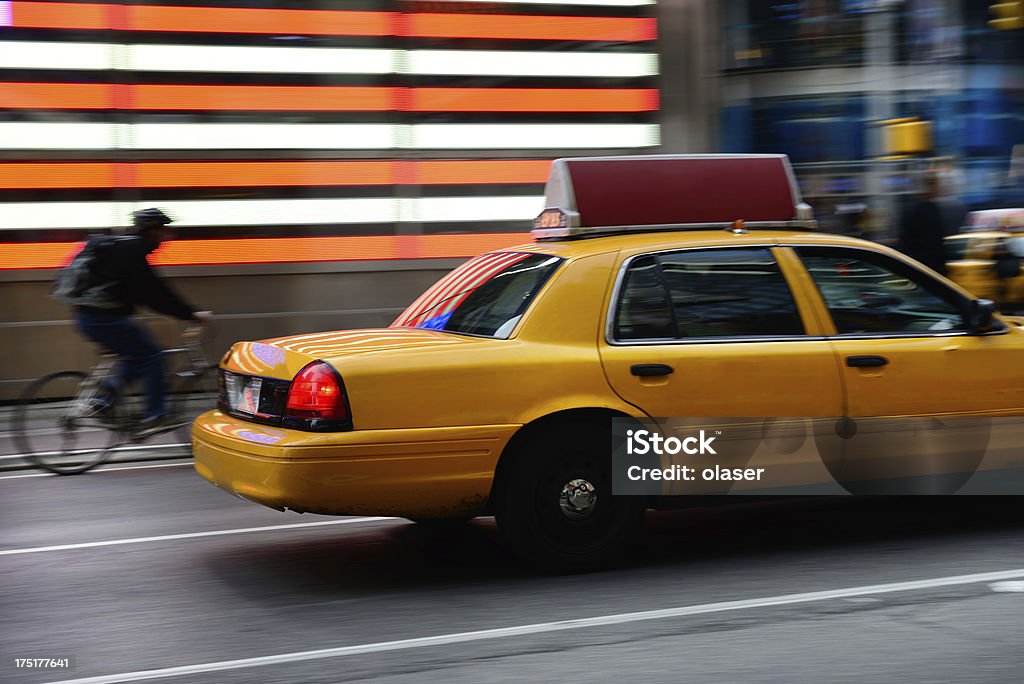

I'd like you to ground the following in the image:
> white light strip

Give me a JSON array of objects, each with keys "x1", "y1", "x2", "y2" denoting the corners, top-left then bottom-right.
[
  {"x1": 128, "y1": 44, "x2": 399, "y2": 75},
  {"x1": 0, "y1": 41, "x2": 656, "y2": 78},
  {"x1": 0, "y1": 123, "x2": 658, "y2": 150},
  {"x1": 406, "y1": 50, "x2": 658, "y2": 77},
  {"x1": 412, "y1": 123, "x2": 661, "y2": 149},
  {"x1": 0, "y1": 197, "x2": 544, "y2": 230},
  {"x1": 0, "y1": 123, "x2": 125, "y2": 150},
  {"x1": 0, "y1": 123, "x2": 397, "y2": 150},
  {"x1": 0, "y1": 41, "x2": 115, "y2": 70},
  {"x1": 131, "y1": 124, "x2": 399, "y2": 150},
  {"x1": 399, "y1": 196, "x2": 544, "y2": 223}
]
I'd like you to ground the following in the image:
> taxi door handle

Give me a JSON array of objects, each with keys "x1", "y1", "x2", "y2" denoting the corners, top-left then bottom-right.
[
  {"x1": 631, "y1": 364, "x2": 674, "y2": 377},
  {"x1": 846, "y1": 355, "x2": 889, "y2": 368}
]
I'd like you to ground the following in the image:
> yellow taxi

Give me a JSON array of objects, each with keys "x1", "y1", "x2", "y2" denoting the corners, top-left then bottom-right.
[
  {"x1": 194, "y1": 155, "x2": 1024, "y2": 570},
  {"x1": 945, "y1": 209, "x2": 1024, "y2": 311}
]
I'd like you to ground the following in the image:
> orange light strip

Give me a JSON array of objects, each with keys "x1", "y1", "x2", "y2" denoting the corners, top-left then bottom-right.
[
  {"x1": 10, "y1": 2, "x2": 655, "y2": 41},
  {"x1": 408, "y1": 160, "x2": 551, "y2": 185},
  {"x1": 411, "y1": 88, "x2": 659, "y2": 113},
  {"x1": 0, "y1": 163, "x2": 116, "y2": 189},
  {"x1": 407, "y1": 13, "x2": 657, "y2": 42},
  {"x1": 129, "y1": 85, "x2": 396, "y2": 112},
  {"x1": 0, "y1": 83, "x2": 115, "y2": 110},
  {"x1": 10, "y1": 1, "x2": 110, "y2": 30},
  {"x1": 1, "y1": 84, "x2": 658, "y2": 113},
  {"x1": 135, "y1": 162, "x2": 398, "y2": 188},
  {"x1": 12, "y1": 3, "x2": 396, "y2": 36},
  {"x1": 0, "y1": 160, "x2": 551, "y2": 189},
  {"x1": 131, "y1": 5, "x2": 395, "y2": 36},
  {"x1": 0, "y1": 234, "x2": 532, "y2": 270}
]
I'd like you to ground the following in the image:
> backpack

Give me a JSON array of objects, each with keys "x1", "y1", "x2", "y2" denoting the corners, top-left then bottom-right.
[{"x1": 50, "y1": 235, "x2": 123, "y2": 309}]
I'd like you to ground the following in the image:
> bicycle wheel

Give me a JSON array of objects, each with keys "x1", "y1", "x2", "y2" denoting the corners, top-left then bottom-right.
[
  {"x1": 167, "y1": 363, "x2": 219, "y2": 449},
  {"x1": 12, "y1": 370, "x2": 121, "y2": 475}
]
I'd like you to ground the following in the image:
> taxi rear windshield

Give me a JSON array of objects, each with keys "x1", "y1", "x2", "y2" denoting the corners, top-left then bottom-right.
[{"x1": 392, "y1": 252, "x2": 563, "y2": 338}]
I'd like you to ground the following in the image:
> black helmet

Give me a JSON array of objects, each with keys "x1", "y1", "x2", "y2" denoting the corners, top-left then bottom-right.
[{"x1": 132, "y1": 207, "x2": 173, "y2": 228}]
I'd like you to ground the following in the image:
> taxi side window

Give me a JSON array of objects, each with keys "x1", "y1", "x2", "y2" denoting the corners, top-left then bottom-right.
[
  {"x1": 796, "y1": 247, "x2": 968, "y2": 335},
  {"x1": 614, "y1": 248, "x2": 804, "y2": 341},
  {"x1": 614, "y1": 255, "x2": 674, "y2": 340}
]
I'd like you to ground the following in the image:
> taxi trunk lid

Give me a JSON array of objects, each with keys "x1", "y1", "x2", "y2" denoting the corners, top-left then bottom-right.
[
  {"x1": 218, "y1": 327, "x2": 487, "y2": 428},
  {"x1": 221, "y1": 327, "x2": 483, "y2": 380}
]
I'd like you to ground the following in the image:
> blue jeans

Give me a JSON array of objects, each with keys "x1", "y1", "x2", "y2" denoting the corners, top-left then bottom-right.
[{"x1": 75, "y1": 311, "x2": 166, "y2": 421}]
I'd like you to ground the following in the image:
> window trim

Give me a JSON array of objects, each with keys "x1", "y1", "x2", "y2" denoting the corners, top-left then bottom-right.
[
  {"x1": 605, "y1": 244, "x2": 817, "y2": 346},
  {"x1": 790, "y1": 243, "x2": 1009, "y2": 340}
]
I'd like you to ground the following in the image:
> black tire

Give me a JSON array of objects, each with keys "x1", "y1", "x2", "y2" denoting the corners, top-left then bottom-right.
[
  {"x1": 12, "y1": 371, "x2": 120, "y2": 475},
  {"x1": 495, "y1": 419, "x2": 645, "y2": 572}
]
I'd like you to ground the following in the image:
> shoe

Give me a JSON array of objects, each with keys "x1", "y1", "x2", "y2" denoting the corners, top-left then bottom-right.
[
  {"x1": 130, "y1": 413, "x2": 171, "y2": 440},
  {"x1": 137, "y1": 413, "x2": 167, "y2": 430}
]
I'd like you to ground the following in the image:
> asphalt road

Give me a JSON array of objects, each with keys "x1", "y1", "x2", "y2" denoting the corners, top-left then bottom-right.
[{"x1": 2, "y1": 460, "x2": 1023, "y2": 684}]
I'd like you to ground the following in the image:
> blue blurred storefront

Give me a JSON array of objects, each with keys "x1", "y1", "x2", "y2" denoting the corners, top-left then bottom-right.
[{"x1": 719, "y1": 0, "x2": 1024, "y2": 236}]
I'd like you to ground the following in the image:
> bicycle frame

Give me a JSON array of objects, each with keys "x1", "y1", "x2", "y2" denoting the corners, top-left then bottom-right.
[{"x1": 15, "y1": 325, "x2": 214, "y2": 475}]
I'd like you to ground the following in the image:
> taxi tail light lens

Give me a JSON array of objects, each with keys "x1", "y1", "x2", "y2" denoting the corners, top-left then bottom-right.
[{"x1": 283, "y1": 361, "x2": 352, "y2": 432}]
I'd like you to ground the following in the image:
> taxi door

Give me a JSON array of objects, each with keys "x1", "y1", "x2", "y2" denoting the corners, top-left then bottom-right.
[
  {"x1": 788, "y1": 244, "x2": 1024, "y2": 418},
  {"x1": 598, "y1": 245, "x2": 845, "y2": 419}
]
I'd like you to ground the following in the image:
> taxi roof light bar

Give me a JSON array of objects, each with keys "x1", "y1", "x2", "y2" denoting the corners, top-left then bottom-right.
[{"x1": 531, "y1": 154, "x2": 817, "y2": 241}]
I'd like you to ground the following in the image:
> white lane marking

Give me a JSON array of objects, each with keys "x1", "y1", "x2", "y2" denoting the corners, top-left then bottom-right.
[
  {"x1": 47, "y1": 568, "x2": 1024, "y2": 684},
  {"x1": 0, "y1": 461, "x2": 194, "y2": 480},
  {"x1": 0, "y1": 518, "x2": 396, "y2": 556},
  {"x1": 990, "y1": 581, "x2": 1024, "y2": 592},
  {"x1": 0, "y1": 443, "x2": 189, "y2": 462}
]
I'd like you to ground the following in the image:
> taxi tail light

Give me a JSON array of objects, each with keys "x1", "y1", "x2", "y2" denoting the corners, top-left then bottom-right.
[{"x1": 283, "y1": 361, "x2": 353, "y2": 432}]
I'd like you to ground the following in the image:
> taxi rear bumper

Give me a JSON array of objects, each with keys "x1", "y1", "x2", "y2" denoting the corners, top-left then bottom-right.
[{"x1": 192, "y1": 410, "x2": 519, "y2": 518}]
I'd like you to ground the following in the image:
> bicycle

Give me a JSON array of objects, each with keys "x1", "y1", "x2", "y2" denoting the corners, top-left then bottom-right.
[{"x1": 12, "y1": 325, "x2": 217, "y2": 475}]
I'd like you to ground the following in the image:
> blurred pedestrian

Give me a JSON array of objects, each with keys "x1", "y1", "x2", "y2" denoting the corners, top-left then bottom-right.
[
  {"x1": 898, "y1": 174, "x2": 947, "y2": 276},
  {"x1": 936, "y1": 192, "x2": 968, "y2": 237},
  {"x1": 993, "y1": 240, "x2": 1021, "y2": 306}
]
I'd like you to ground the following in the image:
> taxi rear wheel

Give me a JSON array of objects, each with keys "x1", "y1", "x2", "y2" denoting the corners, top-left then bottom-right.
[{"x1": 495, "y1": 419, "x2": 644, "y2": 572}]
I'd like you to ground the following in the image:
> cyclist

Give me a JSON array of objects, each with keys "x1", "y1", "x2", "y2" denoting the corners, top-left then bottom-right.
[{"x1": 74, "y1": 208, "x2": 212, "y2": 428}]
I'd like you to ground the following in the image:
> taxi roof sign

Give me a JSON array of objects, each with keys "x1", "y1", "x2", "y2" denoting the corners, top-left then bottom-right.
[{"x1": 532, "y1": 154, "x2": 815, "y2": 240}]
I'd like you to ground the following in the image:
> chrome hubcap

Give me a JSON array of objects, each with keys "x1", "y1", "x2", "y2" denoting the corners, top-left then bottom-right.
[{"x1": 559, "y1": 478, "x2": 597, "y2": 520}]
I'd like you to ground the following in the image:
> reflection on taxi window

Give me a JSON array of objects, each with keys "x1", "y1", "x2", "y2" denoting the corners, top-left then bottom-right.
[
  {"x1": 615, "y1": 248, "x2": 804, "y2": 341},
  {"x1": 615, "y1": 256, "x2": 674, "y2": 340},
  {"x1": 798, "y1": 247, "x2": 967, "y2": 335},
  {"x1": 393, "y1": 253, "x2": 563, "y2": 339}
]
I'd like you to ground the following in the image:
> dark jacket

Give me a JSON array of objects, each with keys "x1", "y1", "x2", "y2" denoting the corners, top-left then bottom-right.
[
  {"x1": 898, "y1": 198, "x2": 947, "y2": 276},
  {"x1": 80, "y1": 235, "x2": 195, "y2": 320},
  {"x1": 994, "y1": 247, "x2": 1022, "y2": 281}
]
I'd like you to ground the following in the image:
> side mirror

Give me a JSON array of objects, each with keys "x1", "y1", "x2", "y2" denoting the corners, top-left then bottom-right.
[{"x1": 967, "y1": 299, "x2": 998, "y2": 332}]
